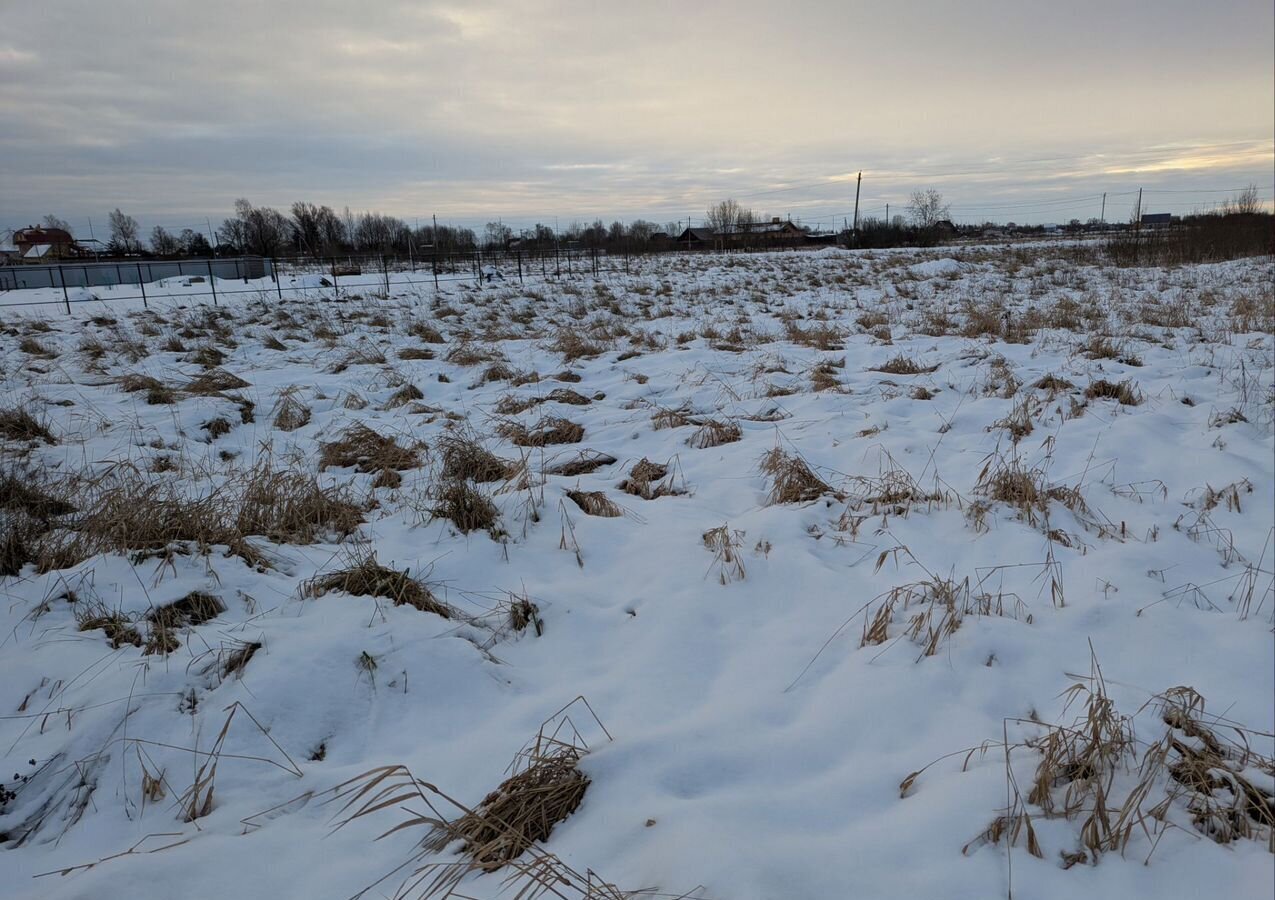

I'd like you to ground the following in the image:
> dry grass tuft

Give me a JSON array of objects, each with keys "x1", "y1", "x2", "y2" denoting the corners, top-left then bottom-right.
[
  {"x1": 619, "y1": 458, "x2": 679, "y2": 499},
  {"x1": 873, "y1": 354, "x2": 938, "y2": 375},
  {"x1": 438, "y1": 434, "x2": 513, "y2": 483},
  {"x1": 651, "y1": 406, "x2": 693, "y2": 430},
  {"x1": 202, "y1": 417, "x2": 233, "y2": 440},
  {"x1": 0, "y1": 468, "x2": 75, "y2": 575},
  {"x1": 397, "y1": 347, "x2": 435, "y2": 361},
  {"x1": 549, "y1": 329, "x2": 604, "y2": 361},
  {"x1": 688, "y1": 418, "x2": 741, "y2": 449},
  {"x1": 183, "y1": 368, "x2": 250, "y2": 395},
  {"x1": 703, "y1": 524, "x2": 747, "y2": 584},
  {"x1": 478, "y1": 362, "x2": 517, "y2": 384},
  {"x1": 811, "y1": 358, "x2": 845, "y2": 392},
  {"x1": 408, "y1": 321, "x2": 446, "y2": 343},
  {"x1": 545, "y1": 387, "x2": 591, "y2": 406},
  {"x1": 974, "y1": 454, "x2": 1088, "y2": 530},
  {"x1": 431, "y1": 479, "x2": 502, "y2": 534},
  {"x1": 426, "y1": 740, "x2": 589, "y2": 871},
  {"x1": 186, "y1": 345, "x2": 226, "y2": 368},
  {"x1": 145, "y1": 591, "x2": 227, "y2": 654},
  {"x1": 77, "y1": 606, "x2": 142, "y2": 648},
  {"x1": 271, "y1": 387, "x2": 312, "y2": 432},
  {"x1": 1084, "y1": 379, "x2": 1142, "y2": 406},
  {"x1": 0, "y1": 406, "x2": 56, "y2": 444},
  {"x1": 118, "y1": 373, "x2": 177, "y2": 405},
  {"x1": 307, "y1": 548, "x2": 453, "y2": 617},
  {"x1": 36, "y1": 461, "x2": 363, "y2": 572},
  {"x1": 785, "y1": 320, "x2": 844, "y2": 350},
  {"x1": 383, "y1": 383, "x2": 424, "y2": 409},
  {"x1": 499, "y1": 416, "x2": 584, "y2": 447},
  {"x1": 320, "y1": 423, "x2": 421, "y2": 472},
  {"x1": 446, "y1": 342, "x2": 493, "y2": 366},
  {"x1": 1033, "y1": 374, "x2": 1074, "y2": 392},
  {"x1": 951, "y1": 662, "x2": 1275, "y2": 869},
  {"x1": 235, "y1": 464, "x2": 364, "y2": 543},
  {"x1": 544, "y1": 451, "x2": 617, "y2": 477},
  {"x1": 565, "y1": 489, "x2": 622, "y2": 517},
  {"x1": 760, "y1": 448, "x2": 834, "y2": 504}
]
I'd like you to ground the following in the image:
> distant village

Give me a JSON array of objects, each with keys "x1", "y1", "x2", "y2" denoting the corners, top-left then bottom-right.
[{"x1": 1, "y1": 211, "x2": 1183, "y2": 266}]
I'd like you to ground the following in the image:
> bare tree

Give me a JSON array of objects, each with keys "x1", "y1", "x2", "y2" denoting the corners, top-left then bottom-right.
[
  {"x1": 42, "y1": 214, "x2": 72, "y2": 233},
  {"x1": 628, "y1": 219, "x2": 657, "y2": 242},
  {"x1": 704, "y1": 199, "x2": 744, "y2": 233},
  {"x1": 178, "y1": 228, "x2": 212, "y2": 256},
  {"x1": 291, "y1": 202, "x2": 346, "y2": 255},
  {"x1": 150, "y1": 226, "x2": 179, "y2": 256},
  {"x1": 108, "y1": 208, "x2": 141, "y2": 254},
  {"x1": 1232, "y1": 184, "x2": 1261, "y2": 215},
  {"x1": 483, "y1": 221, "x2": 512, "y2": 249},
  {"x1": 228, "y1": 199, "x2": 291, "y2": 256},
  {"x1": 908, "y1": 189, "x2": 950, "y2": 229}
]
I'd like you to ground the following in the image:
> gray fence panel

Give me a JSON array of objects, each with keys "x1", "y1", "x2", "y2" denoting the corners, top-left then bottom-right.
[{"x1": 0, "y1": 257, "x2": 272, "y2": 292}]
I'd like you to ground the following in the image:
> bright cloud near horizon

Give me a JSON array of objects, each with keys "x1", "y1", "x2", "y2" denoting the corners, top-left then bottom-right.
[{"x1": 2, "y1": 0, "x2": 1272, "y2": 233}]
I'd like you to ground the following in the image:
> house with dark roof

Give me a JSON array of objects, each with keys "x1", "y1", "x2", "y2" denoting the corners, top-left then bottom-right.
[
  {"x1": 1140, "y1": 213, "x2": 1174, "y2": 228},
  {"x1": 675, "y1": 227, "x2": 717, "y2": 249},
  {"x1": 676, "y1": 218, "x2": 809, "y2": 250}
]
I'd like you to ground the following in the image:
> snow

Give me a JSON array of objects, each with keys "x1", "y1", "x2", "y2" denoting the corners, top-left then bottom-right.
[{"x1": 0, "y1": 245, "x2": 1271, "y2": 899}]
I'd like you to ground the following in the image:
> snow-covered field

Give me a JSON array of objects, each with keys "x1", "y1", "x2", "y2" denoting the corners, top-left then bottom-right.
[{"x1": 0, "y1": 245, "x2": 1271, "y2": 900}]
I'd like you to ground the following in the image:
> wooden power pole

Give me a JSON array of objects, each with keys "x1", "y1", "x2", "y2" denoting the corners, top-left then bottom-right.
[{"x1": 852, "y1": 171, "x2": 862, "y2": 247}]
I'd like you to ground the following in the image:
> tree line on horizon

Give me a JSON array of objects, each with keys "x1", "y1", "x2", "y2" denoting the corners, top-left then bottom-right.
[{"x1": 26, "y1": 185, "x2": 1267, "y2": 260}]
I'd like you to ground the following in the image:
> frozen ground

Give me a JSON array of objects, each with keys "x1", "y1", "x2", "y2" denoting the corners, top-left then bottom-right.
[{"x1": 0, "y1": 245, "x2": 1271, "y2": 899}]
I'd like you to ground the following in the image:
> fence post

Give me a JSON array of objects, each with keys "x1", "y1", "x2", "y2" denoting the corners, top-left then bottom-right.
[
  {"x1": 382, "y1": 254, "x2": 390, "y2": 297},
  {"x1": 432, "y1": 252, "x2": 439, "y2": 290},
  {"x1": 517, "y1": 251, "x2": 523, "y2": 284},
  {"x1": 207, "y1": 260, "x2": 218, "y2": 305},
  {"x1": 474, "y1": 250, "x2": 481, "y2": 286},
  {"x1": 274, "y1": 259, "x2": 282, "y2": 300},
  {"x1": 136, "y1": 263, "x2": 148, "y2": 308},
  {"x1": 58, "y1": 265, "x2": 71, "y2": 315}
]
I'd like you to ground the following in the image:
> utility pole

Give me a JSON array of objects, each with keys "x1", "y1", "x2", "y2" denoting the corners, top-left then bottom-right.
[
  {"x1": 206, "y1": 218, "x2": 218, "y2": 258},
  {"x1": 885, "y1": 203, "x2": 889, "y2": 228},
  {"x1": 852, "y1": 171, "x2": 862, "y2": 248},
  {"x1": 1135, "y1": 188, "x2": 1143, "y2": 233},
  {"x1": 1099, "y1": 192, "x2": 1106, "y2": 226}
]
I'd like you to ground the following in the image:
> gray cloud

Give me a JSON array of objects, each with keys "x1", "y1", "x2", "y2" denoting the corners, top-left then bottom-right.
[{"x1": 2, "y1": 0, "x2": 1272, "y2": 232}]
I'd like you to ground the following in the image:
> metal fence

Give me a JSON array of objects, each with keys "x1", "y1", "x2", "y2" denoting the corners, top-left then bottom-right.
[
  {"x1": 0, "y1": 256, "x2": 273, "y2": 291},
  {"x1": 0, "y1": 246, "x2": 647, "y2": 313}
]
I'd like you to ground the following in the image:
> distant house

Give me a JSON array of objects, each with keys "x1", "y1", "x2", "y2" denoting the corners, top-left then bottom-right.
[
  {"x1": 1140, "y1": 213, "x2": 1174, "y2": 228},
  {"x1": 676, "y1": 218, "x2": 808, "y2": 250},
  {"x1": 675, "y1": 227, "x2": 716, "y2": 250},
  {"x1": 722, "y1": 218, "x2": 806, "y2": 244},
  {"x1": 13, "y1": 226, "x2": 80, "y2": 261}
]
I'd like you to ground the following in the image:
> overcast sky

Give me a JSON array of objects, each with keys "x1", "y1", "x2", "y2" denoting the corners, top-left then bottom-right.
[{"x1": 2, "y1": 0, "x2": 1272, "y2": 235}]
